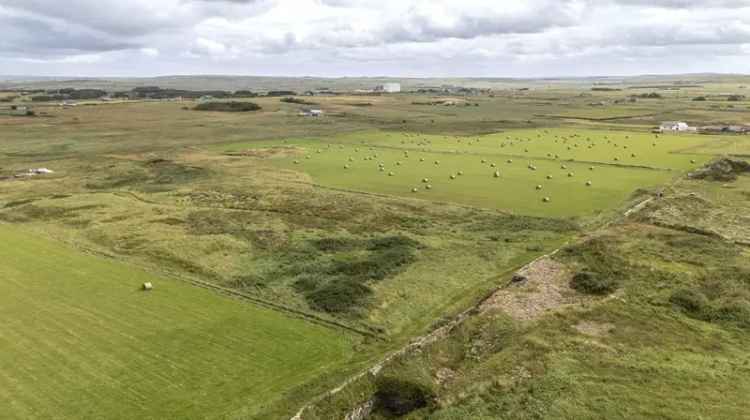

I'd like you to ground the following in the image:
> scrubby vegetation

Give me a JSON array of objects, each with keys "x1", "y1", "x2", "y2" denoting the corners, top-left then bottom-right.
[
  {"x1": 286, "y1": 235, "x2": 422, "y2": 314},
  {"x1": 374, "y1": 376, "x2": 436, "y2": 417},
  {"x1": 194, "y1": 101, "x2": 262, "y2": 112}
]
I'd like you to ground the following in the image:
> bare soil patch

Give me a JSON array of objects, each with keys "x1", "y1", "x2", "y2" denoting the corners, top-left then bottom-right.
[{"x1": 480, "y1": 256, "x2": 579, "y2": 322}]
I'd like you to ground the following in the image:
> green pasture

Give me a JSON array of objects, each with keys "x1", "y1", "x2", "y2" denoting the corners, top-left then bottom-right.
[
  {"x1": 218, "y1": 128, "x2": 714, "y2": 217},
  {"x1": 0, "y1": 223, "x2": 355, "y2": 419}
]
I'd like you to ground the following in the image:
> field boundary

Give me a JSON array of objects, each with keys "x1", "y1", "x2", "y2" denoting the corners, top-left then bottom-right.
[{"x1": 12, "y1": 216, "x2": 385, "y2": 341}]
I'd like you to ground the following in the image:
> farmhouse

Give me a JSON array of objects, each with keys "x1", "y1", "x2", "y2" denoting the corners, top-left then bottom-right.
[
  {"x1": 9, "y1": 105, "x2": 30, "y2": 116},
  {"x1": 374, "y1": 83, "x2": 401, "y2": 93},
  {"x1": 659, "y1": 121, "x2": 693, "y2": 132},
  {"x1": 300, "y1": 109, "x2": 324, "y2": 117}
]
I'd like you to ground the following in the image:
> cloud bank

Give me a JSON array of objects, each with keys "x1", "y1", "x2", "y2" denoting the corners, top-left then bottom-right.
[{"x1": 1, "y1": 0, "x2": 749, "y2": 77}]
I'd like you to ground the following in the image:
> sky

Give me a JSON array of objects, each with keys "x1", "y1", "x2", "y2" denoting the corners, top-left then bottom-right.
[{"x1": 1, "y1": 0, "x2": 750, "y2": 78}]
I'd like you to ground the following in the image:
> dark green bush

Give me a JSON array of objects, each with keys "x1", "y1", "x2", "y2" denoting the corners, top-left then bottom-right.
[
  {"x1": 374, "y1": 376, "x2": 436, "y2": 417},
  {"x1": 194, "y1": 101, "x2": 261, "y2": 112},
  {"x1": 669, "y1": 289, "x2": 708, "y2": 314},
  {"x1": 570, "y1": 271, "x2": 619, "y2": 295},
  {"x1": 307, "y1": 278, "x2": 372, "y2": 313}
]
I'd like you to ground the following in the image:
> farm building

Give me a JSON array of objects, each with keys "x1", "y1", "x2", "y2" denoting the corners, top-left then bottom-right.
[
  {"x1": 374, "y1": 83, "x2": 401, "y2": 93},
  {"x1": 9, "y1": 105, "x2": 30, "y2": 116},
  {"x1": 659, "y1": 121, "x2": 693, "y2": 132},
  {"x1": 300, "y1": 109, "x2": 323, "y2": 117}
]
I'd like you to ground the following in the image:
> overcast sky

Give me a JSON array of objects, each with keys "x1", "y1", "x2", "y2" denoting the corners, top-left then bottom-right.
[{"x1": 1, "y1": 0, "x2": 750, "y2": 78}]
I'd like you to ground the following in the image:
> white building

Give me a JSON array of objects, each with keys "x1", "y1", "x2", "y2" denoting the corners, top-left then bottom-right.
[
  {"x1": 300, "y1": 109, "x2": 323, "y2": 117},
  {"x1": 374, "y1": 83, "x2": 401, "y2": 93},
  {"x1": 660, "y1": 121, "x2": 692, "y2": 132}
]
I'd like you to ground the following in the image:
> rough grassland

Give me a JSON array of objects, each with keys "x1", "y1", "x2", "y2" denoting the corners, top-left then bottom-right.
[{"x1": 0, "y1": 223, "x2": 356, "y2": 420}]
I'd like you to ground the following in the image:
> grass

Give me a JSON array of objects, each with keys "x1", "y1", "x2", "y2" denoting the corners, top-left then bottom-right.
[
  {"x1": 0, "y1": 222, "x2": 357, "y2": 419},
  {"x1": 216, "y1": 127, "x2": 714, "y2": 217},
  {"x1": 1, "y1": 83, "x2": 749, "y2": 419}
]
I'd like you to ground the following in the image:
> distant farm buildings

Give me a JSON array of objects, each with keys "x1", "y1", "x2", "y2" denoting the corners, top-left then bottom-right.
[
  {"x1": 659, "y1": 121, "x2": 694, "y2": 132},
  {"x1": 300, "y1": 109, "x2": 323, "y2": 117},
  {"x1": 374, "y1": 83, "x2": 401, "y2": 93}
]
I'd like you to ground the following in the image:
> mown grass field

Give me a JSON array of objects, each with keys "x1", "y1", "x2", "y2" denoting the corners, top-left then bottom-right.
[
  {"x1": 0, "y1": 222, "x2": 357, "y2": 419},
  {"x1": 218, "y1": 128, "x2": 712, "y2": 217}
]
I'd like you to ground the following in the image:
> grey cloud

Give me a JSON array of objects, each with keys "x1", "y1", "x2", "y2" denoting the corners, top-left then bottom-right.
[
  {"x1": 614, "y1": 0, "x2": 750, "y2": 8},
  {"x1": 0, "y1": 14, "x2": 139, "y2": 56}
]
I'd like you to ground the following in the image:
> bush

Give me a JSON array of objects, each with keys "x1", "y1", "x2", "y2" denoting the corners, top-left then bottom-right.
[
  {"x1": 307, "y1": 278, "x2": 372, "y2": 313},
  {"x1": 692, "y1": 96, "x2": 707, "y2": 101},
  {"x1": 570, "y1": 271, "x2": 619, "y2": 295},
  {"x1": 194, "y1": 101, "x2": 261, "y2": 112},
  {"x1": 669, "y1": 289, "x2": 708, "y2": 314},
  {"x1": 374, "y1": 376, "x2": 435, "y2": 417}
]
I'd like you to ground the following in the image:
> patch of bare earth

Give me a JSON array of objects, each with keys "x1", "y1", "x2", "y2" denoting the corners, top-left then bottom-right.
[{"x1": 480, "y1": 256, "x2": 581, "y2": 322}]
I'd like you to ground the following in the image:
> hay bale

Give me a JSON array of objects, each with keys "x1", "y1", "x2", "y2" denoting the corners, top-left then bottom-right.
[
  {"x1": 457, "y1": 171, "x2": 463, "y2": 176},
  {"x1": 542, "y1": 197, "x2": 550, "y2": 203},
  {"x1": 586, "y1": 181, "x2": 592, "y2": 186},
  {"x1": 450, "y1": 174, "x2": 456, "y2": 179},
  {"x1": 426, "y1": 184, "x2": 432, "y2": 190},
  {"x1": 422, "y1": 178, "x2": 429, "y2": 183},
  {"x1": 494, "y1": 171, "x2": 501, "y2": 178},
  {"x1": 536, "y1": 185, "x2": 543, "y2": 190},
  {"x1": 546, "y1": 175, "x2": 552, "y2": 179},
  {"x1": 568, "y1": 172, "x2": 574, "y2": 177},
  {"x1": 388, "y1": 171, "x2": 395, "y2": 176},
  {"x1": 434, "y1": 160, "x2": 440, "y2": 165},
  {"x1": 411, "y1": 187, "x2": 418, "y2": 193},
  {"x1": 142, "y1": 282, "x2": 153, "y2": 291}
]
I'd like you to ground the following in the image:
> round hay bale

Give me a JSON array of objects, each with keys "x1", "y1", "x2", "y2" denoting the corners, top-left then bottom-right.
[
  {"x1": 536, "y1": 185, "x2": 543, "y2": 190},
  {"x1": 293, "y1": 160, "x2": 300, "y2": 164},
  {"x1": 457, "y1": 171, "x2": 463, "y2": 176},
  {"x1": 494, "y1": 171, "x2": 501, "y2": 178},
  {"x1": 690, "y1": 159, "x2": 696, "y2": 164},
  {"x1": 379, "y1": 167, "x2": 385, "y2": 172},
  {"x1": 546, "y1": 175, "x2": 552, "y2": 179},
  {"x1": 568, "y1": 172, "x2": 574, "y2": 177},
  {"x1": 586, "y1": 181, "x2": 592, "y2": 186},
  {"x1": 542, "y1": 197, "x2": 550, "y2": 203},
  {"x1": 411, "y1": 187, "x2": 418, "y2": 193},
  {"x1": 422, "y1": 178, "x2": 429, "y2": 183},
  {"x1": 507, "y1": 159, "x2": 513, "y2": 163},
  {"x1": 344, "y1": 164, "x2": 350, "y2": 169},
  {"x1": 396, "y1": 161, "x2": 402, "y2": 166},
  {"x1": 388, "y1": 171, "x2": 395, "y2": 176},
  {"x1": 450, "y1": 174, "x2": 456, "y2": 179},
  {"x1": 490, "y1": 163, "x2": 496, "y2": 167},
  {"x1": 426, "y1": 184, "x2": 432, "y2": 190},
  {"x1": 142, "y1": 282, "x2": 153, "y2": 291},
  {"x1": 561, "y1": 165, "x2": 567, "y2": 169},
  {"x1": 420, "y1": 158, "x2": 425, "y2": 162},
  {"x1": 589, "y1": 166, "x2": 594, "y2": 171},
  {"x1": 481, "y1": 159, "x2": 487, "y2": 163},
  {"x1": 434, "y1": 160, "x2": 440, "y2": 165}
]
